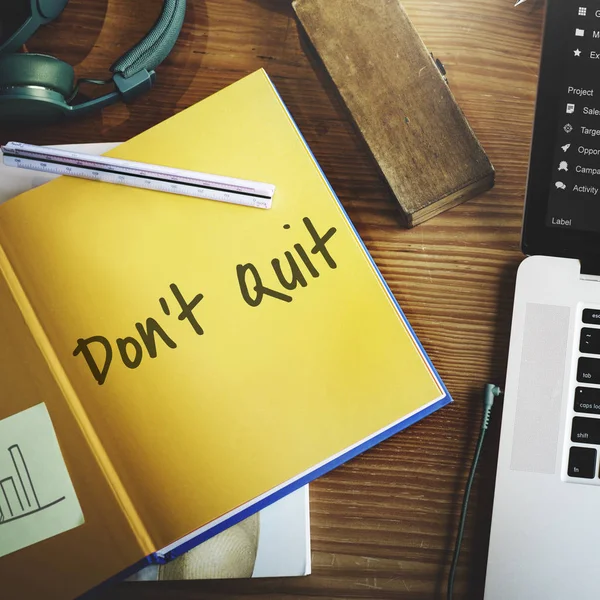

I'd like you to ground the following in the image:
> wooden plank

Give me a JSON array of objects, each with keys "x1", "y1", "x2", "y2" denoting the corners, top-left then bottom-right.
[{"x1": 293, "y1": 0, "x2": 495, "y2": 226}]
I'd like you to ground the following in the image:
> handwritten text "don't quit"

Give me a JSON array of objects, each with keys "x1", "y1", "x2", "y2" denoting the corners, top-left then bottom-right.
[{"x1": 73, "y1": 216, "x2": 338, "y2": 385}]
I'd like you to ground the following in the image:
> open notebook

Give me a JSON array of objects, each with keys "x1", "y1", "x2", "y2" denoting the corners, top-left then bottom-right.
[{"x1": 0, "y1": 69, "x2": 449, "y2": 600}]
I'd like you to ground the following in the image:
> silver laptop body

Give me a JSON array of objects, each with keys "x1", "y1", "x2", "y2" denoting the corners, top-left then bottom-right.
[
  {"x1": 485, "y1": 1, "x2": 600, "y2": 597},
  {"x1": 485, "y1": 256, "x2": 600, "y2": 599}
]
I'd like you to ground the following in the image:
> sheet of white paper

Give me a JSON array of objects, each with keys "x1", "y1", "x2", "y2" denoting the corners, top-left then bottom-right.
[{"x1": 0, "y1": 404, "x2": 84, "y2": 558}]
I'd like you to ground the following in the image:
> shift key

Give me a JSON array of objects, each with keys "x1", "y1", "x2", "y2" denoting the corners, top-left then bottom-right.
[
  {"x1": 571, "y1": 416, "x2": 600, "y2": 444},
  {"x1": 577, "y1": 357, "x2": 600, "y2": 383}
]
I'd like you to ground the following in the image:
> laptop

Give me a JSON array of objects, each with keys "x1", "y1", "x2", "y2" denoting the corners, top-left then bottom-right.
[{"x1": 484, "y1": 2, "x2": 600, "y2": 598}]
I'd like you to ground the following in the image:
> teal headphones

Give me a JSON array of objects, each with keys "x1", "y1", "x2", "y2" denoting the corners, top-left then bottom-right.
[{"x1": 0, "y1": 0, "x2": 186, "y2": 124}]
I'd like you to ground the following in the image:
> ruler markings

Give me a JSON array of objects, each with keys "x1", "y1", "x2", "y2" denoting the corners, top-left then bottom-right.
[{"x1": 1, "y1": 142, "x2": 275, "y2": 210}]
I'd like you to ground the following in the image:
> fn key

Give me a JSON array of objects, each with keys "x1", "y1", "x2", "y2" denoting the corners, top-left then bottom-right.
[{"x1": 568, "y1": 446, "x2": 597, "y2": 478}]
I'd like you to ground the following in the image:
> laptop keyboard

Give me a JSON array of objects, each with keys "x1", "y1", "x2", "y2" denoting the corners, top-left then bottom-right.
[{"x1": 568, "y1": 308, "x2": 600, "y2": 479}]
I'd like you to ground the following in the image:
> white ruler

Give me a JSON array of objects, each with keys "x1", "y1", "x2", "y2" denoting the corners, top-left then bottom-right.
[{"x1": 1, "y1": 141, "x2": 275, "y2": 209}]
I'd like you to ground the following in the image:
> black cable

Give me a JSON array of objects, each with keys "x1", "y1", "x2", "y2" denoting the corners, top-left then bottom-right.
[{"x1": 447, "y1": 384, "x2": 502, "y2": 600}]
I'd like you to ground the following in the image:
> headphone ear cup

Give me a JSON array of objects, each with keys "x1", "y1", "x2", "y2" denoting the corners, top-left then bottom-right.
[
  {"x1": 0, "y1": 53, "x2": 75, "y2": 98},
  {"x1": 0, "y1": 53, "x2": 75, "y2": 123}
]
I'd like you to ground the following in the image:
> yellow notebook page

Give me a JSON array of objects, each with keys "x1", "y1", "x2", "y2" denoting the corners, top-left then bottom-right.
[
  {"x1": 0, "y1": 256, "x2": 149, "y2": 599},
  {"x1": 0, "y1": 70, "x2": 444, "y2": 552}
]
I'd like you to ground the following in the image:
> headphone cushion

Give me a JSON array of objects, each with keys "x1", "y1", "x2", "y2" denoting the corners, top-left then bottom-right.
[{"x1": 0, "y1": 53, "x2": 75, "y2": 98}]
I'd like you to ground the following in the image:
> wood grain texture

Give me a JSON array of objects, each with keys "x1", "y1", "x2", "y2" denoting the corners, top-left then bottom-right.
[
  {"x1": 292, "y1": 0, "x2": 494, "y2": 227},
  {"x1": 0, "y1": 0, "x2": 545, "y2": 598}
]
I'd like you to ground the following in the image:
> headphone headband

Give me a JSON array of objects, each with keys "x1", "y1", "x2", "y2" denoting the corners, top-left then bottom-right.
[
  {"x1": 70, "y1": 0, "x2": 186, "y2": 115},
  {"x1": 111, "y1": 0, "x2": 186, "y2": 79}
]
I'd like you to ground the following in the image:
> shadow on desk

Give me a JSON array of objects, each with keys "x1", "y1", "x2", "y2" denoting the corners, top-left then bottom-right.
[{"x1": 1, "y1": 0, "x2": 207, "y2": 145}]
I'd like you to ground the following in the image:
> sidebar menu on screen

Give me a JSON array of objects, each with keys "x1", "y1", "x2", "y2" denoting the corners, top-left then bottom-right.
[{"x1": 547, "y1": 3, "x2": 600, "y2": 233}]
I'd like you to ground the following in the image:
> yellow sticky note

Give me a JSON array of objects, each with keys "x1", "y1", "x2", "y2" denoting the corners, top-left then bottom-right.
[{"x1": 0, "y1": 404, "x2": 84, "y2": 558}]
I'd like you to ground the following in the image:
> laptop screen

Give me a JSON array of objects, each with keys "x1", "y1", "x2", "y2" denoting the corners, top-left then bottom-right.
[{"x1": 522, "y1": 0, "x2": 600, "y2": 271}]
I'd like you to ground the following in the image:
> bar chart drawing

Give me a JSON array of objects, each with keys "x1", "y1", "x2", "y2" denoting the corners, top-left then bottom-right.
[{"x1": 0, "y1": 444, "x2": 65, "y2": 525}]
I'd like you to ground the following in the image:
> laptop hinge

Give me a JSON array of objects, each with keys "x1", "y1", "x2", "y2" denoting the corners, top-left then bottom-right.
[{"x1": 580, "y1": 259, "x2": 600, "y2": 280}]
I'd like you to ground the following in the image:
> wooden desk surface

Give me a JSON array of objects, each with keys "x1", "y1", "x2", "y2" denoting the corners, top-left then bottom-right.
[{"x1": 0, "y1": 0, "x2": 545, "y2": 598}]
